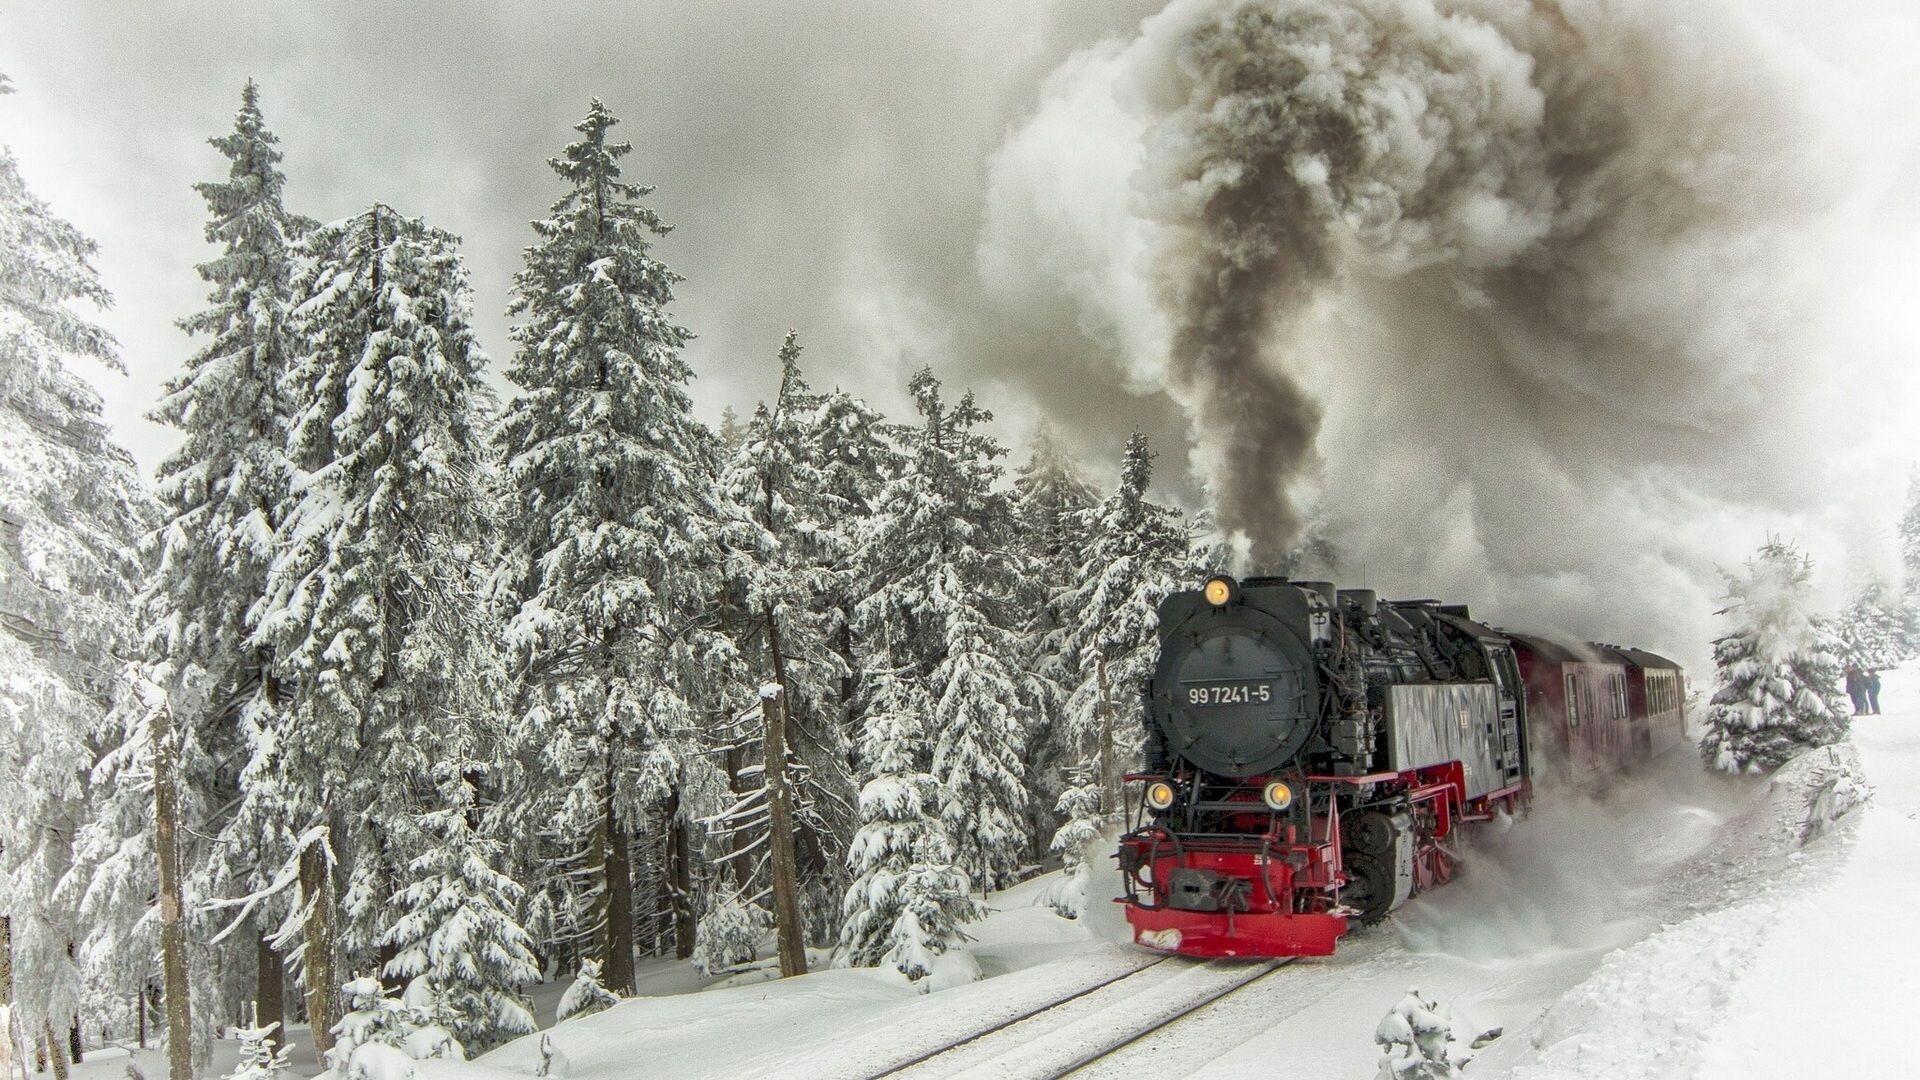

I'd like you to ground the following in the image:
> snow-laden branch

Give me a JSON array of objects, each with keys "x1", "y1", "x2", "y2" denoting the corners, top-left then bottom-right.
[{"x1": 204, "y1": 824, "x2": 333, "y2": 945}]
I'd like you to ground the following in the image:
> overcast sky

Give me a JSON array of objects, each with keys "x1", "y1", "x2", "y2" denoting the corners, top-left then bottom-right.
[
  {"x1": 0, "y1": 0, "x2": 1183, "y2": 481},
  {"x1": 6, "y1": 0, "x2": 1917, "y2": 667}
]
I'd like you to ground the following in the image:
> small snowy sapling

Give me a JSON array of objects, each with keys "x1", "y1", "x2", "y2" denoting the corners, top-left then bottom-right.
[
  {"x1": 692, "y1": 889, "x2": 772, "y2": 976},
  {"x1": 324, "y1": 975, "x2": 466, "y2": 1080},
  {"x1": 1374, "y1": 989, "x2": 1476, "y2": 1080},
  {"x1": 534, "y1": 1034, "x2": 569, "y2": 1078},
  {"x1": 555, "y1": 960, "x2": 620, "y2": 1023},
  {"x1": 1045, "y1": 771, "x2": 1103, "y2": 919},
  {"x1": 223, "y1": 1016, "x2": 293, "y2": 1080}
]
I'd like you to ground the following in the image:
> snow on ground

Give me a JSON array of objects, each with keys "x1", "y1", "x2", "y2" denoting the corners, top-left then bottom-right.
[
  {"x1": 71, "y1": 672, "x2": 1912, "y2": 1080},
  {"x1": 464, "y1": 861, "x2": 1140, "y2": 1080},
  {"x1": 1512, "y1": 663, "x2": 1915, "y2": 1080}
]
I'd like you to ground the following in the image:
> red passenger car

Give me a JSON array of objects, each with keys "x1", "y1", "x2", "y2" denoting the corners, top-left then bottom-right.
[{"x1": 1505, "y1": 635, "x2": 1688, "y2": 782}]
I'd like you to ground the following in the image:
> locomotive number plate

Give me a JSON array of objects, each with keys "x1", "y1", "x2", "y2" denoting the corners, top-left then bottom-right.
[{"x1": 1185, "y1": 681, "x2": 1274, "y2": 706}]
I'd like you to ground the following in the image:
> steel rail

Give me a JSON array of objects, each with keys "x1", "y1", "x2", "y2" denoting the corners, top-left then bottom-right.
[
  {"x1": 859, "y1": 954, "x2": 1176, "y2": 1079},
  {"x1": 1042, "y1": 957, "x2": 1293, "y2": 1078}
]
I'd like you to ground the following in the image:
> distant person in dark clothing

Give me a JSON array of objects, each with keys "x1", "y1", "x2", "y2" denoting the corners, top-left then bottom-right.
[
  {"x1": 1865, "y1": 669, "x2": 1882, "y2": 715},
  {"x1": 1845, "y1": 664, "x2": 1868, "y2": 715}
]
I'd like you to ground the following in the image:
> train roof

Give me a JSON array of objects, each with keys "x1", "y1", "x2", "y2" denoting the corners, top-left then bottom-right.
[
  {"x1": 1501, "y1": 630, "x2": 1682, "y2": 672},
  {"x1": 1499, "y1": 631, "x2": 1613, "y2": 664},
  {"x1": 1231, "y1": 579, "x2": 1687, "y2": 674},
  {"x1": 1608, "y1": 645, "x2": 1684, "y2": 672}
]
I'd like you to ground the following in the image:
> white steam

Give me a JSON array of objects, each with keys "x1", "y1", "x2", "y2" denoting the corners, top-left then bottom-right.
[{"x1": 980, "y1": 0, "x2": 1918, "y2": 664}]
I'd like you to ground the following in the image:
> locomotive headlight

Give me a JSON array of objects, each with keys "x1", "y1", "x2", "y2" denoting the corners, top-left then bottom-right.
[
  {"x1": 1145, "y1": 780, "x2": 1177, "y2": 810},
  {"x1": 1203, "y1": 576, "x2": 1235, "y2": 607},
  {"x1": 1262, "y1": 780, "x2": 1294, "y2": 811}
]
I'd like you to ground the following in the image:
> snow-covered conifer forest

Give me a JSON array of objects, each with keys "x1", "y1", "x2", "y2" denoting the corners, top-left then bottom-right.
[
  {"x1": 4, "y1": 0, "x2": 1920, "y2": 1076},
  {"x1": 1, "y1": 79, "x2": 1214, "y2": 1076}
]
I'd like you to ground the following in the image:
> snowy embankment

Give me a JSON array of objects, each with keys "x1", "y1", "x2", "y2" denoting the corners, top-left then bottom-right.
[{"x1": 1508, "y1": 665, "x2": 1912, "y2": 1080}]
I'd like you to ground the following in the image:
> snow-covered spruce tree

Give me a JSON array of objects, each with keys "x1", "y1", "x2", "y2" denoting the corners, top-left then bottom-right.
[
  {"x1": 491, "y1": 101, "x2": 728, "y2": 992},
  {"x1": 1901, "y1": 474, "x2": 1920, "y2": 592},
  {"x1": 1054, "y1": 434, "x2": 1190, "y2": 816},
  {"x1": 0, "y1": 76, "x2": 152, "y2": 1073},
  {"x1": 717, "y1": 405, "x2": 745, "y2": 454},
  {"x1": 1014, "y1": 423, "x2": 1098, "y2": 576},
  {"x1": 854, "y1": 368, "x2": 1030, "y2": 892},
  {"x1": 380, "y1": 765, "x2": 538, "y2": 1053},
  {"x1": 256, "y1": 202, "x2": 497, "y2": 1049},
  {"x1": 837, "y1": 674, "x2": 982, "y2": 983},
  {"x1": 1699, "y1": 539, "x2": 1852, "y2": 774},
  {"x1": 715, "y1": 332, "x2": 867, "y2": 963},
  {"x1": 1837, "y1": 580, "x2": 1915, "y2": 670},
  {"x1": 77, "y1": 81, "x2": 314, "y2": 1065},
  {"x1": 807, "y1": 385, "x2": 900, "y2": 750},
  {"x1": 1010, "y1": 425, "x2": 1097, "y2": 854},
  {"x1": 1899, "y1": 474, "x2": 1920, "y2": 642}
]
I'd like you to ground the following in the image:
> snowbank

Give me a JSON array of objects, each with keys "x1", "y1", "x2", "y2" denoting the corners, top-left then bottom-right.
[{"x1": 1507, "y1": 680, "x2": 1903, "y2": 1079}]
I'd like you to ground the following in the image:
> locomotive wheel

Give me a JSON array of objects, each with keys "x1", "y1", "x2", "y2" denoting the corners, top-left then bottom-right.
[
  {"x1": 1340, "y1": 851, "x2": 1396, "y2": 926},
  {"x1": 1344, "y1": 811, "x2": 1397, "y2": 856}
]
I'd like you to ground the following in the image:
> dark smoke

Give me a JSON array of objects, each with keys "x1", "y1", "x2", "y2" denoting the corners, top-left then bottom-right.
[
  {"x1": 978, "y1": 0, "x2": 1912, "y2": 660},
  {"x1": 1130, "y1": 0, "x2": 1587, "y2": 561}
]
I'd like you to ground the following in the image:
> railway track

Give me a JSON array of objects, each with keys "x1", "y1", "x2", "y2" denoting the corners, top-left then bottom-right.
[
  {"x1": 858, "y1": 954, "x2": 1291, "y2": 1080},
  {"x1": 1043, "y1": 958, "x2": 1290, "y2": 1078},
  {"x1": 850, "y1": 954, "x2": 1172, "y2": 1079}
]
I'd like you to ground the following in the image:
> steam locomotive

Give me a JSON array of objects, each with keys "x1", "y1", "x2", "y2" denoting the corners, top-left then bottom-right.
[{"x1": 1118, "y1": 575, "x2": 1685, "y2": 958}]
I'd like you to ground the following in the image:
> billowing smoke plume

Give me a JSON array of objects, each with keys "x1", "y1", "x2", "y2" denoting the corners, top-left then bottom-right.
[
  {"x1": 980, "y1": 0, "x2": 1915, "y2": 659},
  {"x1": 1133, "y1": 0, "x2": 1567, "y2": 556},
  {"x1": 1132, "y1": 0, "x2": 1841, "y2": 561}
]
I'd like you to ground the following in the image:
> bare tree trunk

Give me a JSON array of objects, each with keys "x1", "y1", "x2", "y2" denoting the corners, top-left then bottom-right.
[
  {"x1": 150, "y1": 696, "x2": 192, "y2": 1080},
  {"x1": 754, "y1": 432, "x2": 809, "y2": 979},
  {"x1": 299, "y1": 841, "x2": 337, "y2": 1065},
  {"x1": 663, "y1": 797, "x2": 694, "y2": 960},
  {"x1": 760, "y1": 670, "x2": 808, "y2": 978},
  {"x1": 601, "y1": 764, "x2": 636, "y2": 996},
  {"x1": 135, "y1": 983, "x2": 146, "y2": 1052},
  {"x1": 837, "y1": 620, "x2": 859, "y2": 745},
  {"x1": 38, "y1": 1026, "x2": 65, "y2": 1080},
  {"x1": 719, "y1": 745, "x2": 754, "y2": 892},
  {"x1": 0, "y1": 915, "x2": 14, "y2": 1080},
  {"x1": 255, "y1": 928, "x2": 284, "y2": 1038}
]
